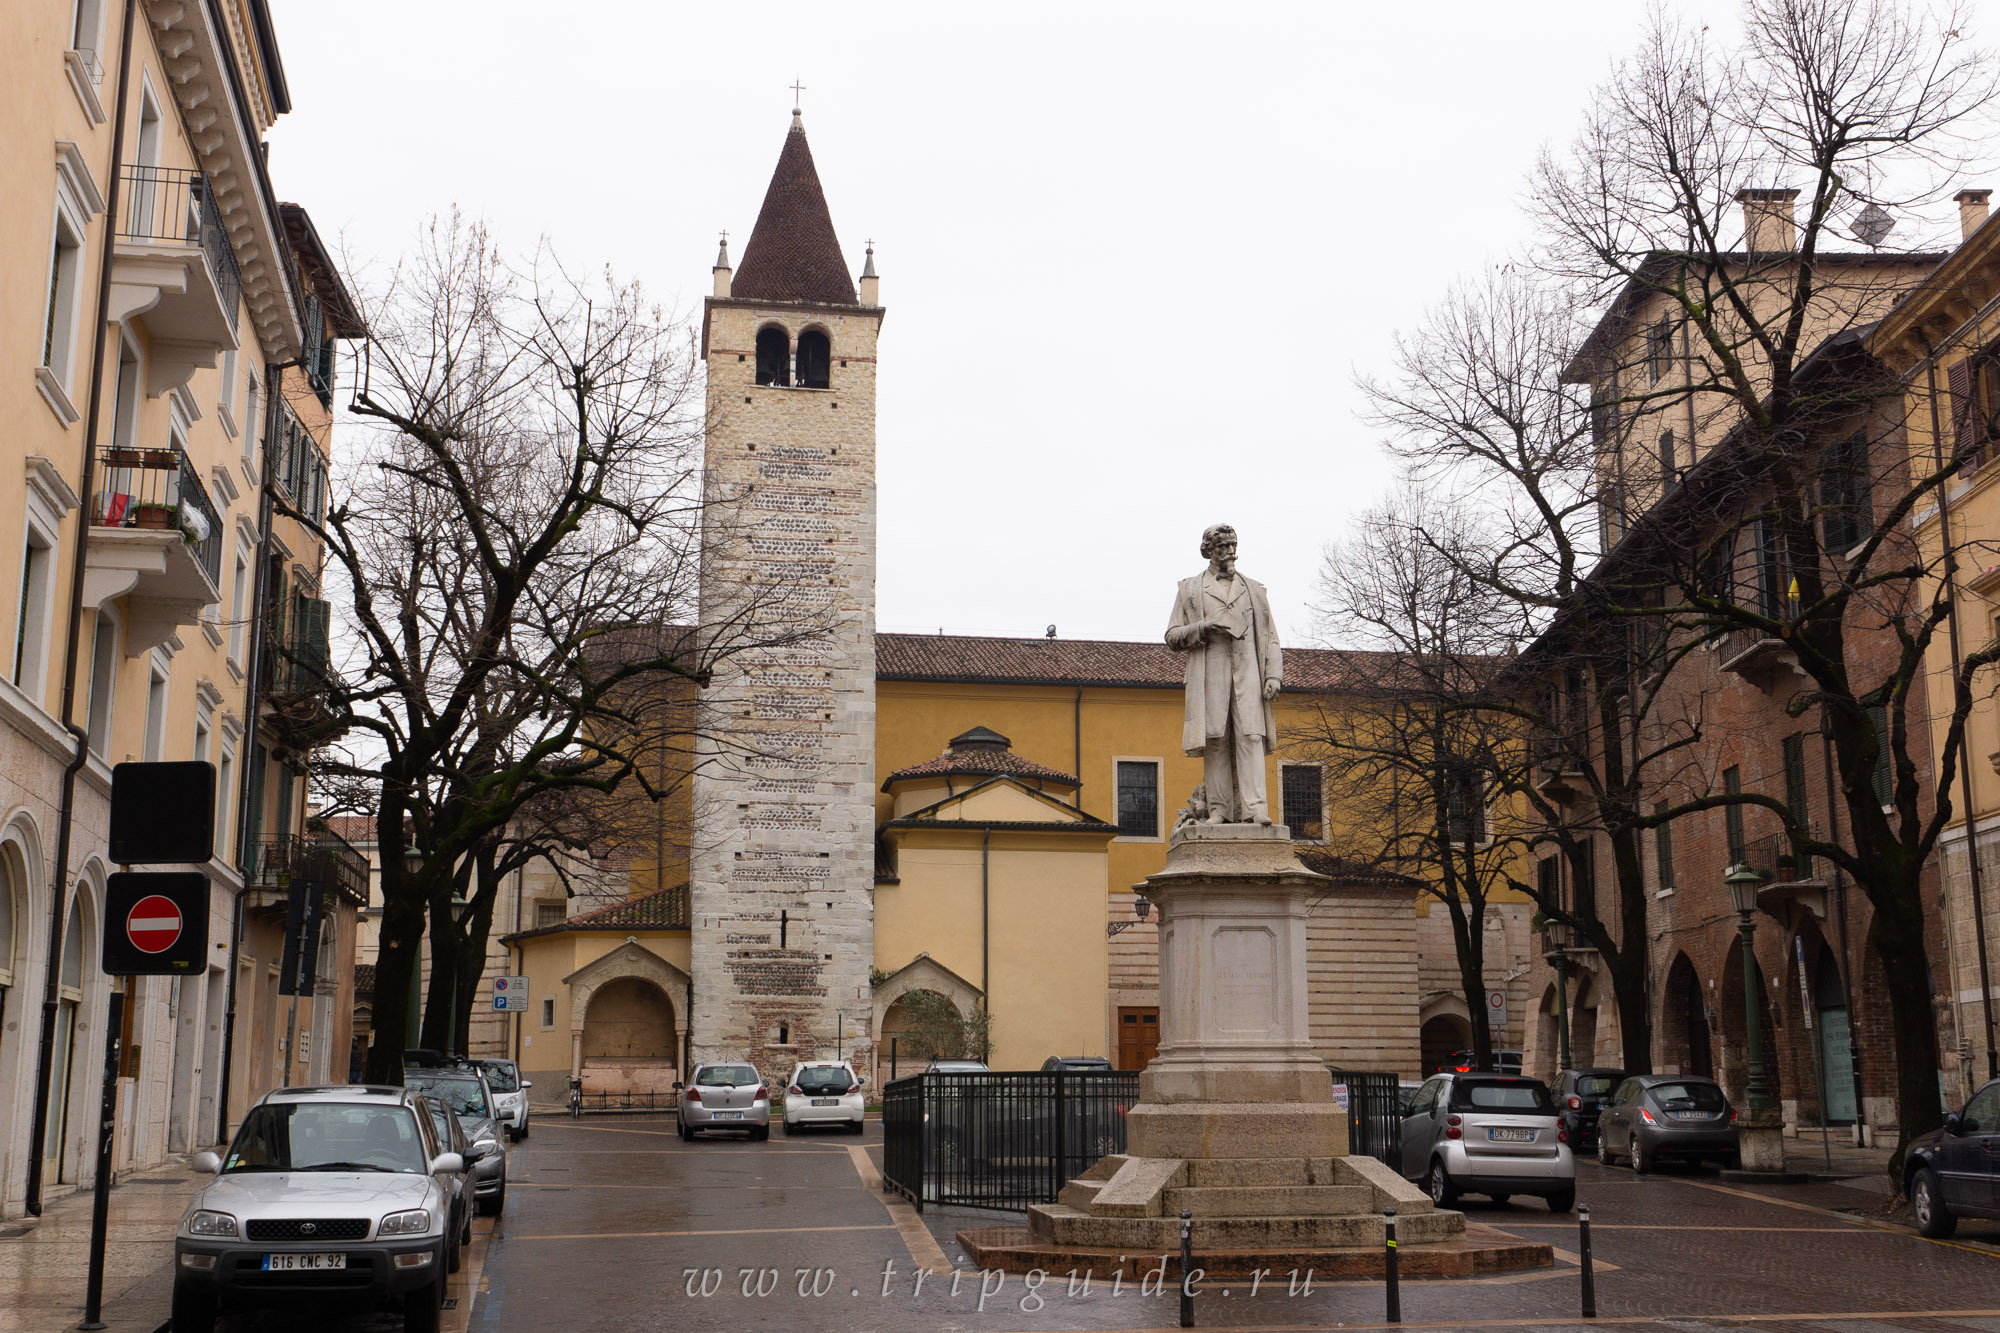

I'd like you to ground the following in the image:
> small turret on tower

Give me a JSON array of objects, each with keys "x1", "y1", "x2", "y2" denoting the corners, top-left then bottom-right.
[
  {"x1": 712, "y1": 233, "x2": 732, "y2": 299},
  {"x1": 858, "y1": 241, "x2": 878, "y2": 306}
]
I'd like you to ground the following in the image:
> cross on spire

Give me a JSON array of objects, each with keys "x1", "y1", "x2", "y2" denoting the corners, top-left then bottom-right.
[{"x1": 791, "y1": 79, "x2": 806, "y2": 112}]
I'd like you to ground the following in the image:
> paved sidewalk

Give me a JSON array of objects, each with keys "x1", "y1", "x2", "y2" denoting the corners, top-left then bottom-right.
[
  {"x1": 1781, "y1": 1136, "x2": 1896, "y2": 1188},
  {"x1": 0, "y1": 1156, "x2": 205, "y2": 1333}
]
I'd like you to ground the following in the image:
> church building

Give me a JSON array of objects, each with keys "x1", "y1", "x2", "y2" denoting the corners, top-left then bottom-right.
[{"x1": 497, "y1": 113, "x2": 1534, "y2": 1096}]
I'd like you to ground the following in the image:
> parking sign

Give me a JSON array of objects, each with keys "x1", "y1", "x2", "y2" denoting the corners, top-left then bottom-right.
[{"x1": 493, "y1": 976, "x2": 530, "y2": 1011}]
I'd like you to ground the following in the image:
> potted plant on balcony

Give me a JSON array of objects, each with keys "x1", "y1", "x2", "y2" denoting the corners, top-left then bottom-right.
[
  {"x1": 141, "y1": 448, "x2": 176, "y2": 470},
  {"x1": 1775, "y1": 853, "x2": 1798, "y2": 883},
  {"x1": 133, "y1": 501, "x2": 173, "y2": 529}
]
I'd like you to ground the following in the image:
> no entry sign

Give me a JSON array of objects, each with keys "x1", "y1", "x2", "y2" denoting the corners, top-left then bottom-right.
[
  {"x1": 103, "y1": 873, "x2": 208, "y2": 975},
  {"x1": 126, "y1": 895, "x2": 182, "y2": 953}
]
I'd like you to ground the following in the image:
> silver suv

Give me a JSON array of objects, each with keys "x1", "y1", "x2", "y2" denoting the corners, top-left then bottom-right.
[
  {"x1": 1398, "y1": 1072, "x2": 1576, "y2": 1212},
  {"x1": 172, "y1": 1085, "x2": 464, "y2": 1333}
]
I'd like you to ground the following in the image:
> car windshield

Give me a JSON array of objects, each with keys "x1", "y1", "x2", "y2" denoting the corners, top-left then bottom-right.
[
  {"x1": 796, "y1": 1067, "x2": 854, "y2": 1093},
  {"x1": 1575, "y1": 1075, "x2": 1622, "y2": 1096},
  {"x1": 477, "y1": 1063, "x2": 519, "y2": 1093},
  {"x1": 1452, "y1": 1079, "x2": 1556, "y2": 1113},
  {"x1": 226, "y1": 1102, "x2": 427, "y2": 1174},
  {"x1": 407, "y1": 1073, "x2": 489, "y2": 1119},
  {"x1": 697, "y1": 1065, "x2": 758, "y2": 1088},
  {"x1": 1648, "y1": 1081, "x2": 1728, "y2": 1110}
]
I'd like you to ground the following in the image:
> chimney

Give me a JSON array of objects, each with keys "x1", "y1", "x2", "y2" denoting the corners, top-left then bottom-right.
[
  {"x1": 712, "y1": 234, "x2": 732, "y2": 299},
  {"x1": 1957, "y1": 188, "x2": 1992, "y2": 241},
  {"x1": 1737, "y1": 188, "x2": 1800, "y2": 253},
  {"x1": 857, "y1": 241, "x2": 879, "y2": 306}
]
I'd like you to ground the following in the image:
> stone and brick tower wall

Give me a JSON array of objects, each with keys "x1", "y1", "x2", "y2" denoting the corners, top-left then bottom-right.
[{"x1": 690, "y1": 113, "x2": 882, "y2": 1072}]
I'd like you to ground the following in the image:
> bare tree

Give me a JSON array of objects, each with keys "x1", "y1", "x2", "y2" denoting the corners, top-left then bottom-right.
[
  {"x1": 1305, "y1": 486, "x2": 1527, "y2": 1073},
  {"x1": 1364, "y1": 0, "x2": 1998, "y2": 1167},
  {"x1": 269, "y1": 216, "x2": 814, "y2": 1081}
]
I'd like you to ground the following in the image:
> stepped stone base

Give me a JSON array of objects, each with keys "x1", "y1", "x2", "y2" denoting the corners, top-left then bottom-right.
[{"x1": 958, "y1": 1222, "x2": 1555, "y2": 1282}]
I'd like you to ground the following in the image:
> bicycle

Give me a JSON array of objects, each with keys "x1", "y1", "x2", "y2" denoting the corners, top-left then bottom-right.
[{"x1": 568, "y1": 1074, "x2": 582, "y2": 1119}]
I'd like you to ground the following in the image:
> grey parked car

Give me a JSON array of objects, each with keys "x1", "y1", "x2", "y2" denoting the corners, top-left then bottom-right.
[
  {"x1": 172, "y1": 1085, "x2": 462, "y2": 1333},
  {"x1": 1399, "y1": 1072, "x2": 1576, "y2": 1211},
  {"x1": 404, "y1": 1066, "x2": 508, "y2": 1215},
  {"x1": 471, "y1": 1057, "x2": 532, "y2": 1141},
  {"x1": 419, "y1": 1097, "x2": 478, "y2": 1274},
  {"x1": 678, "y1": 1063, "x2": 771, "y2": 1140},
  {"x1": 1596, "y1": 1074, "x2": 1740, "y2": 1173}
]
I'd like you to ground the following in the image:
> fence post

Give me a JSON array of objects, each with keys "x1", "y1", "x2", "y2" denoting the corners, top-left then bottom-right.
[
  {"x1": 1384, "y1": 1207, "x2": 1401, "y2": 1324},
  {"x1": 1578, "y1": 1202, "x2": 1596, "y2": 1318},
  {"x1": 1052, "y1": 1068, "x2": 1067, "y2": 1202}
]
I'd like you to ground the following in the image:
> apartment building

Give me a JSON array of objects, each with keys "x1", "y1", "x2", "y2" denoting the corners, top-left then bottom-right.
[{"x1": 0, "y1": 0, "x2": 359, "y2": 1217}]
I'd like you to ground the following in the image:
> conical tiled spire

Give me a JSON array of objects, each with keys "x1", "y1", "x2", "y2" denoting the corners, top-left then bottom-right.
[{"x1": 730, "y1": 115, "x2": 857, "y2": 306}]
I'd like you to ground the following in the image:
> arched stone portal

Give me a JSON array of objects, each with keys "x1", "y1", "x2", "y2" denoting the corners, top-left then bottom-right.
[
  {"x1": 563, "y1": 940, "x2": 691, "y2": 1097},
  {"x1": 1419, "y1": 1011, "x2": 1471, "y2": 1077}
]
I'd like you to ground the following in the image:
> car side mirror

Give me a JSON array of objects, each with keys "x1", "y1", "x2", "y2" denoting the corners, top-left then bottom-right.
[
  {"x1": 462, "y1": 1143, "x2": 489, "y2": 1164},
  {"x1": 521, "y1": 1081, "x2": 533, "y2": 1089},
  {"x1": 1944, "y1": 1113, "x2": 1963, "y2": 1135},
  {"x1": 673, "y1": 1081, "x2": 684, "y2": 1091},
  {"x1": 856, "y1": 1076, "x2": 866, "y2": 1088},
  {"x1": 430, "y1": 1152, "x2": 464, "y2": 1175},
  {"x1": 193, "y1": 1151, "x2": 223, "y2": 1174}
]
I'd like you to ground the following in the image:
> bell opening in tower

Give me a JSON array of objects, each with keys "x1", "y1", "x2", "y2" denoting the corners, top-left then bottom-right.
[
  {"x1": 755, "y1": 326, "x2": 790, "y2": 386},
  {"x1": 796, "y1": 329, "x2": 831, "y2": 389}
]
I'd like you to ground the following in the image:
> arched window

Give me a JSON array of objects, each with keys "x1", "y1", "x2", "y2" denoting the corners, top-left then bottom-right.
[
  {"x1": 795, "y1": 329, "x2": 831, "y2": 389},
  {"x1": 755, "y1": 326, "x2": 790, "y2": 387}
]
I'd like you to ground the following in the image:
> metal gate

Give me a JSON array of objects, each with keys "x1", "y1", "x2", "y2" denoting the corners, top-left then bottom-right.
[{"x1": 880, "y1": 1070, "x2": 1139, "y2": 1212}]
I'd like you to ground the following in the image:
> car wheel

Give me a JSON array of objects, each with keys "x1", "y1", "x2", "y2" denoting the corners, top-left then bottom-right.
[
  {"x1": 461, "y1": 1203, "x2": 472, "y2": 1247},
  {"x1": 1546, "y1": 1187, "x2": 1576, "y2": 1213},
  {"x1": 1596, "y1": 1134, "x2": 1613, "y2": 1166},
  {"x1": 849, "y1": 1118, "x2": 865, "y2": 1135},
  {"x1": 519, "y1": 1118, "x2": 529, "y2": 1139},
  {"x1": 172, "y1": 1282, "x2": 218, "y2": 1333},
  {"x1": 753, "y1": 1124, "x2": 770, "y2": 1142},
  {"x1": 479, "y1": 1180, "x2": 507, "y2": 1218},
  {"x1": 679, "y1": 1120, "x2": 692, "y2": 1142},
  {"x1": 781, "y1": 1117, "x2": 794, "y2": 1136},
  {"x1": 447, "y1": 1231, "x2": 462, "y2": 1274},
  {"x1": 1632, "y1": 1140, "x2": 1652, "y2": 1175},
  {"x1": 1488, "y1": 1193, "x2": 1512, "y2": 1207},
  {"x1": 1427, "y1": 1159, "x2": 1459, "y2": 1207},
  {"x1": 1911, "y1": 1167, "x2": 1957, "y2": 1239},
  {"x1": 404, "y1": 1271, "x2": 443, "y2": 1333}
]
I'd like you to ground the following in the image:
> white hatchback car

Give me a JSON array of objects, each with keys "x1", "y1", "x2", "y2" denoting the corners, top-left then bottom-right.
[{"x1": 781, "y1": 1061, "x2": 865, "y2": 1134}]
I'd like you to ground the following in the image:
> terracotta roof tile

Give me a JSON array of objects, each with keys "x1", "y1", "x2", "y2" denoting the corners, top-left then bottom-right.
[
  {"x1": 730, "y1": 120, "x2": 857, "y2": 307},
  {"x1": 882, "y1": 747, "x2": 1078, "y2": 790},
  {"x1": 875, "y1": 633, "x2": 1394, "y2": 692},
  {"x1": 500, "y1": 882, "x2": 688, "y2": 942}
]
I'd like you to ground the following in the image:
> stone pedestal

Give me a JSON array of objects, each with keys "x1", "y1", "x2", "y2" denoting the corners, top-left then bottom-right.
[
  {"x1": 961, "y1": 826, "x2": 1546, "y2": 1279},
  {"x1": 1736, "y1": 1108, "x2": 1788, "y2": 1172}
]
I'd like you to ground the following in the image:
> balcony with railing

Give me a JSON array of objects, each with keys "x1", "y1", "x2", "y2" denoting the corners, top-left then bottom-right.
[
  {"x1": 84, "y1": 443, "x2": 223, "y2": 654},
  {"x1": 107, "y1": 166, "x2": 241, "y2": 396},
  {"x1": 1717, "y1": 623, "x2": 1808, "y2": 695},
  {"x1": 246, "y1": 825, "x2": 370, "y2": 907},
  {"x1": 1739, "y1": 829, "x2": 1830, "y2": 921},
  {"x1": 1529, "y1": 731, "x2": 1588, "y2": 802}
]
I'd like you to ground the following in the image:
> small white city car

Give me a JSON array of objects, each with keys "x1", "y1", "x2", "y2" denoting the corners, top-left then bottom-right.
[
  {"x1": 677, "y1": 1063, "x2": 771, "y2": 1140},
  {"x1": 782, "y1": 1061, "x2": 866, "y2": 1135},
  {"x1": 172, "y1": 1085, "x2": 467, "y2": 1333}
]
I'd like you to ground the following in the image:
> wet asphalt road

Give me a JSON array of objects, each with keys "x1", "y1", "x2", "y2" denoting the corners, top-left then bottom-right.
[{"x1": 459, "y1": 1114, "x2": 2000, "y2": 1333}]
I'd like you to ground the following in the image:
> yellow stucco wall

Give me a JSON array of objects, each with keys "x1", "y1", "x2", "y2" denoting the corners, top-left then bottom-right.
[{"x1": 508, "y1": 929, "x2": 692, "y2": 1082}]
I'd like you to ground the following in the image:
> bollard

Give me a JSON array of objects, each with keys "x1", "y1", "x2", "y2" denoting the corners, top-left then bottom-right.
[
  {"x1": 1384, "y1": 1207, "x2": 1401, "y2": 1324},
  {"x1": 1578, "y1": 1202, "x2": 1596, "y2": 1319},
  {"x1": 1179, "y1": 1208, "x2": 1194, "y2": 1328}
]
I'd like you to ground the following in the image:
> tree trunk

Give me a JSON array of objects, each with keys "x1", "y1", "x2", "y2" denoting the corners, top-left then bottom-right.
[
  {"x1": 453, "y1": 862, "x2": 500, "y2": 1056},
  {"x1": 364, "y1": 893, "x2": 424, "y2": 1083},
  {"x1": 1608, "y1": 824, "x2": 1654, "y2": 1074},
  {"x1": 1449, "y1": 896, "x2": 1493, "y2": 1069},
  {"x1": 1874, "y1": 891, "x2": 1946, "y2": 1179},
  {"x1": 419, "y1": 892, "x2": 460, "y2": 1054}
]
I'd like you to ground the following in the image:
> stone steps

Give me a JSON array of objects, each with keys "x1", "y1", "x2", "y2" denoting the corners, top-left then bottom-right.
[
  {"x1": 1162, "y1": 1184, "x2": 1375, "y2": 1217},
  {"x1": 1029, "y1": 1202, "x2": 1464, "y2": 1252}
]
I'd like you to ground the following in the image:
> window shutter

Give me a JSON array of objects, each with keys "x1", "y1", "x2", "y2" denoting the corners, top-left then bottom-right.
[
  {"x1": 1950, "y1": 357, "x2": 1977, "y2": 459},
  {"x1": 300, "y1": 597, "x2": 331, "y2": 680},
  {"x1": 1868, "y1": 702, "x2": 1893, "y2": 807}
]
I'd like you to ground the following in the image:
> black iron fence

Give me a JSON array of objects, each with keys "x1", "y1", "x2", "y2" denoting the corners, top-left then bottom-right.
[
  {"x1": 1332, "y1": 1069, "x2": 1404, "y2": 1170},
  {"x1": 880, "y1": 1069, "x2": 1139, "y2": 1212},
  {"x1": 92, "y1": 442, "x2": 223, "y2": 587},
  {"x1": 116, "y1": 165, "x2": 241, "y2": 332}
]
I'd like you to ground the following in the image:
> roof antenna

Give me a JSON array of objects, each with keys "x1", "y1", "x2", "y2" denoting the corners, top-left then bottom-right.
[{"x1": 1046, "y1": 624, "x2": 1057, "y2": 639}]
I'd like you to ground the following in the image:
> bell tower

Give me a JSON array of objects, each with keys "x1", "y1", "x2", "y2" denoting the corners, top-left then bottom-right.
[{"x1": 690, "y1": 109, "x2": 883, "y2": 1071}]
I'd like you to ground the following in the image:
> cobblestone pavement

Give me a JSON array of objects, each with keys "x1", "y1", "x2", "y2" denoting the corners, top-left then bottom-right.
[{"x1": 25, "y1": 1116, "x2": 1995, "y2": 1332}]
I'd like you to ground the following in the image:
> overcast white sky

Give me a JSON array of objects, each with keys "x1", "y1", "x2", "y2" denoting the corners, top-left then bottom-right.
[{"x1": 267, "y1": 0, "x2": 1757, "y2": 646}]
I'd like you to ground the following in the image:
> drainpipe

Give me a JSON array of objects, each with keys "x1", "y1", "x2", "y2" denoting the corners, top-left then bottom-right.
[
  {"x1": 25, "y1": 0, "x2": 139, "y2": 1216},
  {"x1": 981, "y1": 827, "x2": 990, "y2": 1012},
  {"x1": 1073, "y1": 688, "x2": 1083, "y2": 808},
  {"x1": 215, "y1": 356, "x2": 288, "y2": 1142},
  {"x1": 1919, "y1": 340, "x2": 1999, "y2": 1083}
]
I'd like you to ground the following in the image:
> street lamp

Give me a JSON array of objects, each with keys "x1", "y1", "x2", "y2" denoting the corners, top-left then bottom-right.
[
  {"x1": 1543, "y1": 918, "x2": 1574, "y2": 1070},
  {"x1": 1724, "y1": 863, "x2": 1776, "y2": 1112},
  {"x1": 443, "y1": 892, "x2": 470, "y2": 1056}
]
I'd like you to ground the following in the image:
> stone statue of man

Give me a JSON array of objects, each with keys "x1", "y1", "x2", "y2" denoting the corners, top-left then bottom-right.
[{"x1": 1165, "y1": 524, "x2": 1283, "y2": 824}]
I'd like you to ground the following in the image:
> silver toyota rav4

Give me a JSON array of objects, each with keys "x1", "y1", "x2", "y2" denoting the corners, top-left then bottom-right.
[
  {"x1": 172, "y1": 1085, "x2": 466, "y2": 1333},
  {"x1": 1398, "y1": 1072, "x2": 1576, "y2": 1212}
]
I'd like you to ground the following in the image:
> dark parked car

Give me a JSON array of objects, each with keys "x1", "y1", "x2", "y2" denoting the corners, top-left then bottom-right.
[
  {"x1": 1552, "y1": 1067, "x2": 1627, "y2": 1147},
  {"x1": 1042, "y1": 1056, "x2": 1115, "y2": 1072},
  {"x1": 1904, "y1": 1078, "x2": 2000, "y2": 1239},
  {"x1": 1596, "y1": 1074, "x2": 1740, "y2": 1172}
]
